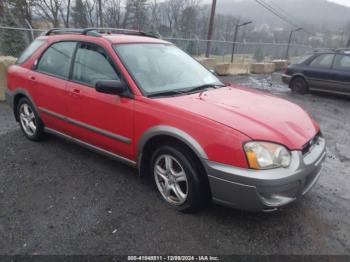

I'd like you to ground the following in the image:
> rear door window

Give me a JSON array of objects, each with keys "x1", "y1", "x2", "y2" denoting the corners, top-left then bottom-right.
[
  {"x1": 16, "y1": 39, "x2": 45, "y2": 64},
  {"x1": 333, "y1": 55, "x2": 350, "y2": 70},
  {"x1": 36, "y1": 42, "x2": 77, "y2": 79},
  {"x1": 309, "y1": 54, "x2": 335, "y2": 69},
  {"x1": 72, "y1": 42, "x2": 119, "y2": 86}
]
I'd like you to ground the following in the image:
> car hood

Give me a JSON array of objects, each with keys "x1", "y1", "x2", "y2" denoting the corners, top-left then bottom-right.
[{"x1": 157, "y1": 85, "x2": 319, "y2": 150}]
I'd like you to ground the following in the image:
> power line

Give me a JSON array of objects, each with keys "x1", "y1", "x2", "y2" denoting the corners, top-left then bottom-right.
[
  {"x1": 256, "y1": 0, "x2": 299, "y2": 27},
  {"x1": 254, "y1": 0, "x2": 314, "y2": 35},
  {"x1": 266, "y1": 0, "x2": 314, "y2": 35},
  {"x1": 269, "y1": 0, "x2": 300, "y2": 23}
]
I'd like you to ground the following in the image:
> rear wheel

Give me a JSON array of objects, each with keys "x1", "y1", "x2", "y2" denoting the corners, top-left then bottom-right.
[
  {"x1": 290, "y1": 77, "x2": 309, "y2": 94},
  {"x1": 17, "y1": 98, "x2": 44, "y2": 141},
  {"x1": 150, "y1": 144, "x2": 209, "y2": 213}
]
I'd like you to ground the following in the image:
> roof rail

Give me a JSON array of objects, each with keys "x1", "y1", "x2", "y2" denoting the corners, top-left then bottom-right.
[
  {"x1": 310, "y1": 48, "x2": 336, "y2": 53},
  {"x1": 41, "y1": 28, "x2": 160, "y2": 38},
  {"x1": 89, "y1": 28, "x2": 160, "y2": 38},
  {"x1": 335, "y1": 48, "x2": 350, "y2": 53},
  {"x1": 42, "y1": 28, "x2": 101, "y2": 37}
]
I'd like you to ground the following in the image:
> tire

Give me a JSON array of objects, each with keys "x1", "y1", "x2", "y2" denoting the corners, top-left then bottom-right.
[
  {"x1": 150, "y1": 143, "x2": 210, "y2": 213},
  {"x1": 290, "y1": 77, "x2": 309, "y2": 94},
  {"x1": 17, "y1": 98, "x2": 45, "y2": 141}
]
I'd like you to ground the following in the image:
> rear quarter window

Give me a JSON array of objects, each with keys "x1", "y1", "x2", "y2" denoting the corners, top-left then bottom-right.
[
  {"x1": 333, "y1": 55, "x2": 350, "y2": 70},
  {"x1": 16, "y1": 39, "x2": 46, "y2": 64}
]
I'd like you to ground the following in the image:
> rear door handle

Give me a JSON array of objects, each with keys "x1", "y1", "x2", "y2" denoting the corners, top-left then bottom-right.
[{"x1": 29, "y1": 76, "x2": 36, "y2": 81}]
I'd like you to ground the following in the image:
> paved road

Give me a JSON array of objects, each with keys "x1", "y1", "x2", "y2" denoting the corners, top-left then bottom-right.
[{"x1": 0, "y1": 74, "x2": 349, "y2": 255}]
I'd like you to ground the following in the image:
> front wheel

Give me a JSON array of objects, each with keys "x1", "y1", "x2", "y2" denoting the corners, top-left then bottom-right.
[
  {"x1": 151, "y1": 144, "x2": 210, "y2": 213},
  {"x1": 290, "y1": 77, "x2": 309, "y2": 94}
]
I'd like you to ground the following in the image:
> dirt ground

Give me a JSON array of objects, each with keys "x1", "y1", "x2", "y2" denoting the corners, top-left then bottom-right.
[{"x1": 0, "y1": 73, "x2": 349, "y2": 255}]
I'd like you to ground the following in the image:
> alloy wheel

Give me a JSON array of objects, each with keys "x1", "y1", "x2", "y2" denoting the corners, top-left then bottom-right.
[
  {"x1": 154, "y1": 154, "x2": 188, "y2": 205},
  {"x1": 19, "y1": 103, "x2": 37, "y2": 137}
]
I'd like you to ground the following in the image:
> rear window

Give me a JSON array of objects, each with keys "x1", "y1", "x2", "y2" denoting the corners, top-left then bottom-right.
[
  {"x1": 16, "y1": 39, "x2": 45, "y2": 64},
  {"x1": 296, "y1": 54, "x2": 313, "y2": 64}
]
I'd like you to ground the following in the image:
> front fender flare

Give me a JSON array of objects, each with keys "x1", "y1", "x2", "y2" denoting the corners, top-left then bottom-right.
[{"x1": 137, "y1": 125, "x2": 208, "y2": 166}]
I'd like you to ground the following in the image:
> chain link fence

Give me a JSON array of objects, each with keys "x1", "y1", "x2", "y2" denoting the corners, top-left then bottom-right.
[
  {"x1": 164, "y1": 37, "x2": 313, "y2": 64},
  {"x1": 0, "y1": 26, "x2": 45, "y2": 57},
  {"x1": 0, "y1": 26, "x2": 314, "y2": 64}
]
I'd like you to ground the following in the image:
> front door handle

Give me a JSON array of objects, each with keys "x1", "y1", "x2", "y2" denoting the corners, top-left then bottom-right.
[
  {"x1": 29, "y1": 76, "x2": 36, "y2": 81},
  {"x1": 70, "y1": 88, "x2": 81, "y2": 98}
]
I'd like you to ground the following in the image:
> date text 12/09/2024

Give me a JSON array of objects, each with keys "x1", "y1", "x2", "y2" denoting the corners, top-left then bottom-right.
[{"x1": 127, "y1": 256, "x2": 220, "y2": 261}]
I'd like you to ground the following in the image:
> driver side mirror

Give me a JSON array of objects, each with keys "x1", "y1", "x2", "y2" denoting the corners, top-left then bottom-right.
[{"x1": 95, "y1": 80, "x2": 128, "y2": 96}]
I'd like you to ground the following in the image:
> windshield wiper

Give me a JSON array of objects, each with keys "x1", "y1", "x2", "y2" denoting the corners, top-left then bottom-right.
[
  {"x1": 148, "y1": 90, "x2": 186, "y2": 98},
  {"x1": 148, "y1": 84, "x2": 226, "y2": 98},
  {"x1": 185, "y1": 84, "x2": 225, "y2": 93}
]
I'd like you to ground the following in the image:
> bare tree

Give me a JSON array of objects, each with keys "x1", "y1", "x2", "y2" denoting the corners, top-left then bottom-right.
[
  {"x1": 71, "y1": 0, "x2": 88, "y2": 27},
  {"x1": 85, "y1": 0, "x2": 98, "y2": 27},
  {"x1": 178, "y1": 0, "x2": 201, "y2": 38},
  {"x1": 6, "y1": 0, "x2": 34, "y2": 25},
  {"x1": 104, "y1": 0, "x2": 122, "y2": 27},
  {"x1": 34, "y1": 0, "x2": 65, "y2": 27},
  {"x1": 165, "y1": 0, "x2": 185, "y2": 33},
  {"x1": 58, "y1": 0, "x2": 71, "y2": 27},
  {"x1": 122, "y1": 0, "x2": 149, "y2": 30},
  {"x1": 149, "y1": 0, "x2": 161, "y2": 32}
]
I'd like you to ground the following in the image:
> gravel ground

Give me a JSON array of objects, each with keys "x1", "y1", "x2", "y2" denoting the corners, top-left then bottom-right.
[{"x1": 0, "y1": 73, "x2": 349, "y2": 255}]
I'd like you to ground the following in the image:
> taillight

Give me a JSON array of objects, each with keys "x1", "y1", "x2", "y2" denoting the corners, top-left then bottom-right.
[{"x1": 283, "y1": 66, "x2": 288, "y2": 74}]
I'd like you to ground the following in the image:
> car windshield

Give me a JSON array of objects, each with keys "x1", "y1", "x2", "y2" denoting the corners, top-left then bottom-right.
[{"x1": 113, "y1": 43, "x2": 223, "y2": 96}]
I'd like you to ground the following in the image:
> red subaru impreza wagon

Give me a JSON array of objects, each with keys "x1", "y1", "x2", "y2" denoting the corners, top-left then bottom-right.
[{"x1": 6, "y1": 28, "x2": 326, "y2": 212}]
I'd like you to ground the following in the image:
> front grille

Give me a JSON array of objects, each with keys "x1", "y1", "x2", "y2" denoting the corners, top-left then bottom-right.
[{"x1": 302, "y1": 132, "x2": 322, "y2": 155}]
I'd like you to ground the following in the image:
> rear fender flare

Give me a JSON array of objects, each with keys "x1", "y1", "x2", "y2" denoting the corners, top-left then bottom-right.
[{"x1": 8, "y1": 88, "x2": 38, "y2": 121}]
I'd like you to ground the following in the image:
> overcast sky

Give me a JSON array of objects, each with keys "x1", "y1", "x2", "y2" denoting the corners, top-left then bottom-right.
[
  {"x1": 326, "y1": 0, "x2": 350, "y2": 6},
  {"x1": 188, "y1": 0, "x2": 350, "y2": 7}
]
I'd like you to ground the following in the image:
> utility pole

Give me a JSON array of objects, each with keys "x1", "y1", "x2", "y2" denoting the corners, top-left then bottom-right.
[
  {"x1": 286, "y1": 27, "x2": 302, "y2": 59},
  {"x1": 66, "y1": 0, "x2": 71, "y2": 28},
  {"x1": 231, "y1": 21, "x2": 252, "y2": 63},
  {"x1": 98, "y1": 0, "x2": 103, "y2": 27},
  {"x1": 205, "y1": 0, "x2": 217, "y2": 58}
]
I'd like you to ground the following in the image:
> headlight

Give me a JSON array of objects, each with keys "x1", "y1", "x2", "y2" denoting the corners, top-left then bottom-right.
[{"x1": 244, "y1": 142, "x2": 291, "y2": 170}]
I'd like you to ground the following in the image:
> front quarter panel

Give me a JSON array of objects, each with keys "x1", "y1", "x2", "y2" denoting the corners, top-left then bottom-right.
[{"x1": 134, "y1": 97, "x2": 251, "y2": 168}]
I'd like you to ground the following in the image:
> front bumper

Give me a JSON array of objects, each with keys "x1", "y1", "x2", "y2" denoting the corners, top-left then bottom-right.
[
  {"x1": 204, "y1": 137, "x2": 326, "y2": 212},
  {"x1": 282, "y1": 74, "x2": 292, "y2": 85}
]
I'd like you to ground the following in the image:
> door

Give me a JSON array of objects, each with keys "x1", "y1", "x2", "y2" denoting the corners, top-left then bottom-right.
[
  {"x1": 304, "y1": 53, "x2": 335, "y2": 91},
  {"x1": 30, "y1": 41, "x2": 77, "y2": 133},
  {"x1": 66, "y1": 42, "x2": 134, "y2": 160},
  {"x1": 331, "y1": 54, "x2": 350, "y2": 94}
]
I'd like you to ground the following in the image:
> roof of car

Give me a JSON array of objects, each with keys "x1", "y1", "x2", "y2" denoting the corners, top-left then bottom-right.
[
  {"x1": 38, "y1": 28, "x2": 170, "y2": 45},
  {"x1": 102, "y1": 34, "x2": 169, "y2": 44},
  {"x1": 306, "y1": 48, "x2": 350, "y2": 55}
]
